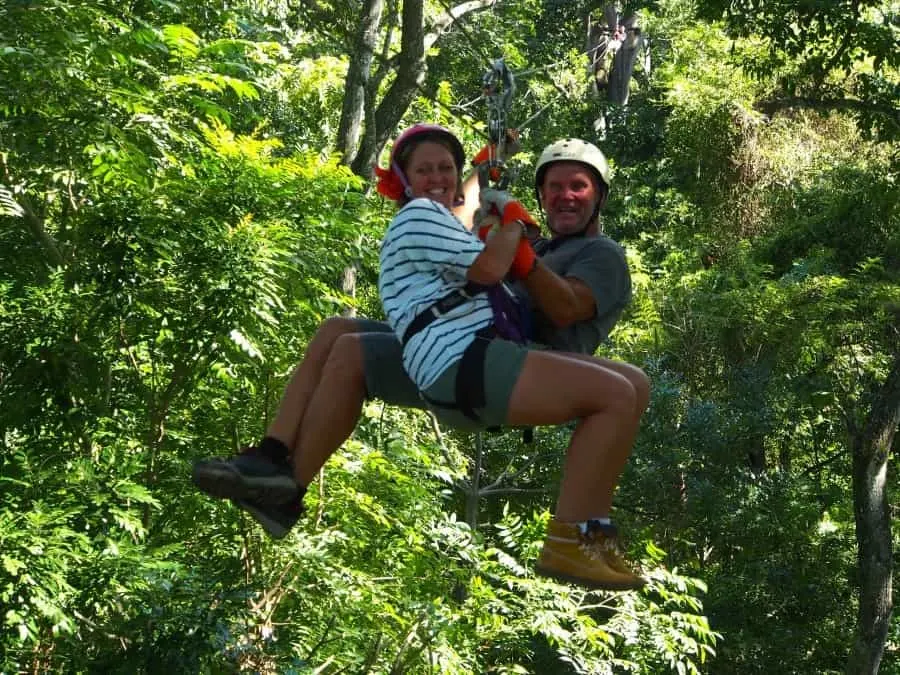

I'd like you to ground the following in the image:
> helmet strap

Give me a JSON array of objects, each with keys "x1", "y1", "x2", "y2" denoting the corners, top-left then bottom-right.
[{"x1": 392, "y1": 160, "x2": 414, "y2": 199}]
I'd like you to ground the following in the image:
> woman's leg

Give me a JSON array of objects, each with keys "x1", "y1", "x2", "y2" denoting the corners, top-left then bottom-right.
[
  {"x1": 505, "y1": 350, "x2": 639, "y2": 521},
  {"x1": 291, "y1": 332, "x2": 369, "y2": 485},
  {"x1": 266, "y1": 316, "x2": 363, "y2": 449},
  {"x1": 192, "y1": 318, "x2": 366, "y2": 509}
]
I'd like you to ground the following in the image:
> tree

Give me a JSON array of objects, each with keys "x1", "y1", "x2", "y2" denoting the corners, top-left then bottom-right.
[
  {"x1": 335, "y1": 0, "x2": 499, "y2": 176},
  {"x1": 846, "y1": 347, "x2": 900, "y2": 674},
  {"x1": 696, "y1": 0, "x2": 900, "y2": 140}
]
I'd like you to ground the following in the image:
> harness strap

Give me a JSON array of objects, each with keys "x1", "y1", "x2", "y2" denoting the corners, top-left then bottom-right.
[
  {"x1": 420, "y1": 327, "x2": 494, "y2": 422},
  {"x1": 402, "y1": 282, "x2": 487, "y2": 347}
]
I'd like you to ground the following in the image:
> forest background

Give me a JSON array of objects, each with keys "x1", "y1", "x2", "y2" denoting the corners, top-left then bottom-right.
[{"x1": 1, "y1": 0, "x2": 898, "y2": 673}]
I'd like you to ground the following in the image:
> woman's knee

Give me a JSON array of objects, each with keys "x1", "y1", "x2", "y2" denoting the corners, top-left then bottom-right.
[
  {"x1": 321, "y1": 333, "x2": 366, "y2": 388},
  {"x1": 315, "y1": 316, "x2": 359, "y2": 345},
  {"x1": 305, "y1": 316, "x2": 359, "y2": 360}
]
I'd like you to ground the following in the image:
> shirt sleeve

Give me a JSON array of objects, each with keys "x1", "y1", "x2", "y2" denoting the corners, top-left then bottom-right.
[
  {"x1": 383, "y1": 199, "x2": 483, "y2": 279},
  {"x1": 565, "y1": 238, "x2": 632, "y2": 320}
]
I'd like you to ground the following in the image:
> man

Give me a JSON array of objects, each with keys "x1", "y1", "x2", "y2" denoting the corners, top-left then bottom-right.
[{"x1": 193, "y1": 135, "x2": 649, "y2": 589}]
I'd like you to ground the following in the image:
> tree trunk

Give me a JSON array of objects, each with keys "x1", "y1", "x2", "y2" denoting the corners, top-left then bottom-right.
[
  {"x1": 607, "y1": 15, "x2": 643, "y2": 106},
  {"x1": 464, "y1": 432, "x2": 483, "y2": 529},
  {"x1": 845, "y1": 353, "x2": 900, "y2": 674},
  {"x1": 351, "y1": 0, "x2": 426, "y2": 178},
  {"x1": 335, "y1": 0, "x2": 384, "y2": 166},
  {"x1": 340, "y1": 235, "x2": 362, "y2": 317},
  {"x1": 348, "y1": 0, "x2": 498, "y2": 179}
]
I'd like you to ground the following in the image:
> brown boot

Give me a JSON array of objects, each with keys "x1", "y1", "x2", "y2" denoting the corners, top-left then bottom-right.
[{"x1": 536, "y1": 518, "x2": 645, "y2": 591}]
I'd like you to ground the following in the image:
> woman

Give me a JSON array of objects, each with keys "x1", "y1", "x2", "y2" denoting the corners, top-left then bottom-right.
[{"x1": 376, "y1": 124, "x2": 646, "y2": 590}]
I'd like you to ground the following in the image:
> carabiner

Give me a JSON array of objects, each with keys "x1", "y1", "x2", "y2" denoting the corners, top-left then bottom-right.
[
  {"x1": 482, "y1": 58, "x2": 515, "y2": 150},
  {"x1": 481, "y1": 58, "x2": 517, "y2": 188}
]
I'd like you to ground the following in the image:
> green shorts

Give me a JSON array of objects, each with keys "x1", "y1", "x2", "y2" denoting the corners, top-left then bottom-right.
[
  {"x1": 420, "y1": 334, "x2": 529, "y2": 431},
  {"x1": 357, "y1": 319, "x2": 425, "y2": 409},
  {"x1": 358, "y1": 319, "x2": 530, "y2": 431}
]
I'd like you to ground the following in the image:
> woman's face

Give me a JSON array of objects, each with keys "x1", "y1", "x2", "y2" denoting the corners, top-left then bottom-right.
[{"x1": 403, "y1": 140, "x2": 460, "y2": 210}]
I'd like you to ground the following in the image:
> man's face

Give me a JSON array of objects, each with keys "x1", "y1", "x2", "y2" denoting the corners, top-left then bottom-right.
[{"x1": 539, "y1": 162, "x2": 602, "y2": 235}]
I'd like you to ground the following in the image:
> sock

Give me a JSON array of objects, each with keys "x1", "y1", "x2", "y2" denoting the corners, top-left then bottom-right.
[
  {"x1": 258, "y1": 436, "x2": 291, "y2": 464},
  {"x1": 578, "y1": 517, "x2": 611, "y2": 534}
]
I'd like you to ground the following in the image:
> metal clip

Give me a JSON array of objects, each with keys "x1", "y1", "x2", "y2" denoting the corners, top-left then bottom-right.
[
  {"x1": 482, "y1": 58, "x2": 515, "y2": 152},
  {"x1": 480, "y1": 58, "x2": 517, "y2": 189}
]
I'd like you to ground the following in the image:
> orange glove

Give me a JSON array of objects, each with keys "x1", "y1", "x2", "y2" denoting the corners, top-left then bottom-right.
[
  {"x1": 472, "y1": 130, "x2": 521, "y2": 181},
  {"x1": 472, "y1": 145, "x2": 503, "y2": 182},
  {"x1": 476, "y1": 219, "x2": 536, "y2": 278},
  {"x1": 510, "y1": 239, "x2": 538, "y2": 279}
]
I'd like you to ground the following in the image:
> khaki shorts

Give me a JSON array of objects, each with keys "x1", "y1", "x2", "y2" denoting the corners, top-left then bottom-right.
[{"x1": 420, "y1": 334, "x2": 529, "y2": 431}]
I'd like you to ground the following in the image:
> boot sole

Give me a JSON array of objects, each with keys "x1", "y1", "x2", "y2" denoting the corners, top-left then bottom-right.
[
  {"x1": 233, "y1": 499, "x2": 294, "y2": 540},
  {"x1": 192, "y1": 460, "x2": 299, "y2": 505},
  {"x1": 535, "y1": 564, "x2": 645, "y2": 592}
]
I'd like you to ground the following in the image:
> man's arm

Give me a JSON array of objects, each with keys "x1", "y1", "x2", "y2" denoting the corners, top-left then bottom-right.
[
  {"x1": 525, "y1": 240, "x2": 631, "y2": 330},
  {"x1": 522, "y1": 262, "x2": 597, "y2": 329}
]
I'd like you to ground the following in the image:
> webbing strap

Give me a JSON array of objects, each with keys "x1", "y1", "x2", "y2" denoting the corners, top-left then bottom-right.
[
  {"x1": 401, "y1": 282, "x2": 487, "y2": 347},
  {"x1": 420, "y1": 328, "x2": 494, "y2": 422}
]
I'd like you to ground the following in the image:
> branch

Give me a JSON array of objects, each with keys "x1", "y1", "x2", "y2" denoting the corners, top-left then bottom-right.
[
  {"x1": 482, "y1": 448, "x2": 556, "y2": 492},
  {"x1": 479, "y1": 487, "x2": 550, "y2": 497},
  {"x1": 862, "y1": 352, "x2": 900, "y2": 452},
  {"x1": 425, "y1": 0, "x2": 498, "y2": 50},
  {"x1": 0, "y1": 155, "x2": 64, "y2": 268},
  {"x1": 800, "y1": 448, "x2": 850, "y2": 477},
  {"x1": 427, "y1": 410, "x2": 462, "y2": 474}
]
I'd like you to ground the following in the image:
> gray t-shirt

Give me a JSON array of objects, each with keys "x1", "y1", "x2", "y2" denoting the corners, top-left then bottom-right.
[{"x1": 514, "y1": 234, "x2": 632, "y2": 355}]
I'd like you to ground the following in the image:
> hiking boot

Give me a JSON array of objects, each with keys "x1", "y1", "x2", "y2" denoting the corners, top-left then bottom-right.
[
  {"x1": 535, "y1": 518, "x2": 646, "y2": 591},
  {"x1": 585, "y1": 521, "x2": 642, "y2": 578},
  {"x1": 192, "y1": 451, "x2": 299, "y2": 505},
  {"x1": 234, "y1": 496, "x2": 304, "y2": 540}
]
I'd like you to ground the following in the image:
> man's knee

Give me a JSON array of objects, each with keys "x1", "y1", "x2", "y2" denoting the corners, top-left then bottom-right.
[
  {"x1": 608, "y1": 375, "x2": 637, "y2": 417},
  {"x1": 629, "y1": 366, "x2": 651, "y2": 414}
]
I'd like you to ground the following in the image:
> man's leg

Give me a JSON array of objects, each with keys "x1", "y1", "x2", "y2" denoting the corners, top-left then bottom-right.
[
  {"x1": 549, "y1": 354, "x2": 650, "y2": 514},
  {"x1": 503, "y1": 349, "x2": 646, "y2": 589},
  {"x1": 505, "y1": 351, "x2": 638, "y2": 520}
]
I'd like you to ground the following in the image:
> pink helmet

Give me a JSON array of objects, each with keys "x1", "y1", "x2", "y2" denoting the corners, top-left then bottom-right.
[{"x1": 376, "y1": 124, "x2": 466, "y2": 202}]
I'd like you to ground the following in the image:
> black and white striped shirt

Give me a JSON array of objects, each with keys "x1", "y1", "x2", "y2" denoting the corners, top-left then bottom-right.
[{"x1": 378, "y1": 199, "x2": 493, "y2": 389}]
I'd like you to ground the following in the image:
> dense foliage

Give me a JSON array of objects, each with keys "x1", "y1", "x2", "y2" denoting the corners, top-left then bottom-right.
[{"x1": 2, "y1": 0, "x2": 897, "y2": 672}]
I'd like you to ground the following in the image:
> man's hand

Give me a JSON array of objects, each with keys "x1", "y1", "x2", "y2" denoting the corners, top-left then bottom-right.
[
  {"x1": 477, "y1": 188, "x2": 537, "y2": 227},
  {"x1": 472, "y1": 130, "x2": 521, "y2": 181}
]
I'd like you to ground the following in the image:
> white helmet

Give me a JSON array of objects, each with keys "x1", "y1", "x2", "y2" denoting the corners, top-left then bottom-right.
[{"x1": 534, "y1": 138, "x2": 611, "y2": 199}]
